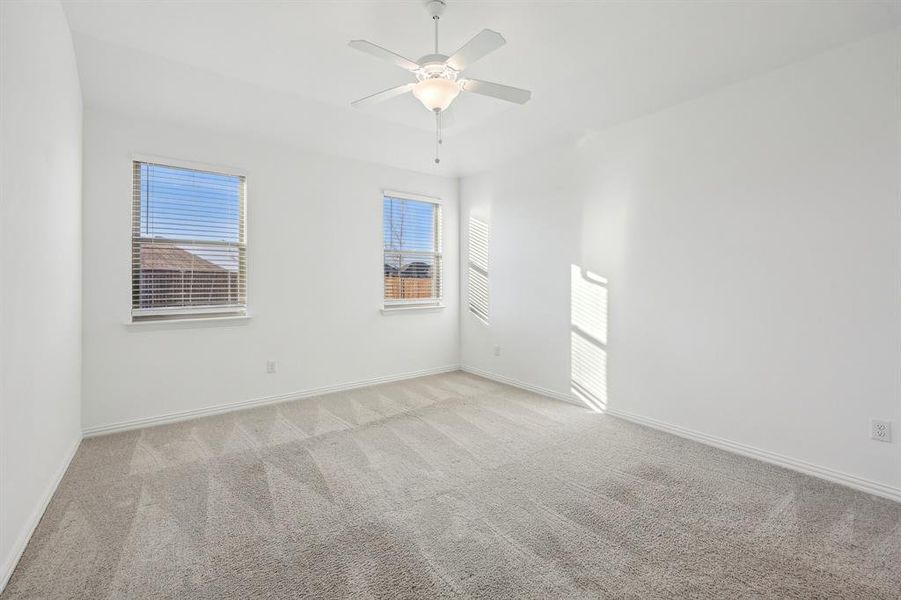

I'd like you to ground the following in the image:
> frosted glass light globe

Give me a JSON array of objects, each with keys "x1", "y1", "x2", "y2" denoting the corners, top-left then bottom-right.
[{"x1": 413, "y1": 78, "x2": 461, "y2": 112}]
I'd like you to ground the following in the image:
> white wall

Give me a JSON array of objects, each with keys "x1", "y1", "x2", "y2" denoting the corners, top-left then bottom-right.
[
  {"x1": 82, "y1": 109, "x2": 459, "y2": 431},
  {"x1": 461, "y1": 30, "x2": 901, "y2": 495},
  {"x1": 0, "y1": 0, "x2": 83, "y2": 589}
]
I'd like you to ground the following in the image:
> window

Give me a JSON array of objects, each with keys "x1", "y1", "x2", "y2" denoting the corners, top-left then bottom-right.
[
  {"x1": 132, "y1": 161, "x2": 246, "y2": 321},
  {"x1": 383, "y1": 193, "x2": 442, "y2": 307},
  {"x1": 468, "y1": 215, "x2": 489, "y2": 323}
]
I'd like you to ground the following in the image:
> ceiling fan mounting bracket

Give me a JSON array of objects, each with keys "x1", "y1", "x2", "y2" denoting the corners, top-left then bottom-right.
[{"x1": 425, "y1": 0, "x2": 446, "y2": 19}]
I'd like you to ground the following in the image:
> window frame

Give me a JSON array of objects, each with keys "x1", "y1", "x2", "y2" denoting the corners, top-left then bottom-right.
[
  {"x1": 381, "y1": 190, "x2": 444, "y2": 311},
  {"x1": 130, "y1": 155, "x2": 248, "y2": 322}
]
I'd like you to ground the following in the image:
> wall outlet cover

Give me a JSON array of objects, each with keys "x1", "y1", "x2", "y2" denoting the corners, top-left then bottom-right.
[{"x1": 871, "y1": 419, "x2": 891, "y2": 443}]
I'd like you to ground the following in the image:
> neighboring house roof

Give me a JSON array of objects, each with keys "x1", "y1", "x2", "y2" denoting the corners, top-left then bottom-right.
[
  {"x1": 401, "y1": 262, "x2": 432, "y2": 278},
  {"x1": 140, "y1": 244, "x2": 225, "y2": 273}
]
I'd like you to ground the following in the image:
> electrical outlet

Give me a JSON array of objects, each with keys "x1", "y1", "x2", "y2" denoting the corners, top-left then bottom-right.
[
  {"x1": 871, "y1": 419, "x2": 891, "y2": 443},
  {"x1": 494, "y1": 345, "x2": 501, "y2": 357},
  {"x1": 266, "y1": 360, "x2": 277, "y2": 374}
]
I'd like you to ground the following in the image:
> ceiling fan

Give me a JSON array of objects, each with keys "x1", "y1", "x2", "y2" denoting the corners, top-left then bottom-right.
[{"x1": 348, "y1": 0, "x2": 531, "y2": 163}]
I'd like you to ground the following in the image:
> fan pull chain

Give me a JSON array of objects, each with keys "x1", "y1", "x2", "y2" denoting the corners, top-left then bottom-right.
[{"x1": 434, "y1": 110, "x2": 442, "y2": 165}]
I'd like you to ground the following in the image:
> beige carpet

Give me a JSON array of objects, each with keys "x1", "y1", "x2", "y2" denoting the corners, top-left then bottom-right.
[{"x1": 3, "y1": 371, "x2": 899, "y2": 599}]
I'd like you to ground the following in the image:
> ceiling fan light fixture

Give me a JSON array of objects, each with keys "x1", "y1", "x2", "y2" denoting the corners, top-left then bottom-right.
[
  {"x1": 348, "y1": 1, "x2": 530, "y2": 164},
  {"x1": 412, "y1": 77, "x2": 461, "y2": 112}
]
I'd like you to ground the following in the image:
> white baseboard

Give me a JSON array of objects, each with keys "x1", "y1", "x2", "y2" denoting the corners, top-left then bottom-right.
[
  {"x1": 604, "y1": 407, "x2": 901, "y2": 503},
  {"x1": 461, "y1": 365, "x2": 901, "y2": 504},
  {"x1": 461, "y1": 365, "x2": 583, "y2": 406},
  {"x1": 83, "y1": 364, "x2": 461, "y2": 437},
  {"x1": 0, "y1": 435, "x2": 81, "y2": 594}
]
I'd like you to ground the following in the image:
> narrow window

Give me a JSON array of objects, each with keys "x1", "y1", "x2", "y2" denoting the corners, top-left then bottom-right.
[
  {"x1": 468, "y1": 216, "x2": 489, "y2": 323},
  {"x1": 132, "y1": 161, "x2": 246, "y2": 321},
  {"x1": 383, "y1": 194, "x2": 442, "y2": 307}
]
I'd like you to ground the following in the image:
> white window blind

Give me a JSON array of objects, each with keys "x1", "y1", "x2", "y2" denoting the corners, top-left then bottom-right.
[
  {"x1": 383, "y1": 195, "x2": 442, "y2": 306},
  {"x1": 468, "y1": 216, "x2": 489, "y2": 322},
  {"x1": 132, "y1": 161, "x2": 246, "y2": 321}
]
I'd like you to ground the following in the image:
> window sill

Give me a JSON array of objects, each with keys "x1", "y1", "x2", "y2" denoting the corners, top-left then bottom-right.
[
  {"x1": 380, "y1": 304, "x2": 445, "y2": 315},
  {"x1": 125, "y1": 314, "x2": 252, "y2": 329}
]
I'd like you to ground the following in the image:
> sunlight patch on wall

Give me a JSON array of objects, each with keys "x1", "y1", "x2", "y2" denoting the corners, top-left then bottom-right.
[{"x1": 571, "y1": 264, "x2": 608, "y2": 412}]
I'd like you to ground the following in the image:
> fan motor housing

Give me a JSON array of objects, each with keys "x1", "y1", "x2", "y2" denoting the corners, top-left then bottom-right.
[
  {"x1": 416, "y1": 55, "x2": 458, "y2": 82},
  {"x1": 417, "y1": 54, "x2": 449, "y2": 68}
]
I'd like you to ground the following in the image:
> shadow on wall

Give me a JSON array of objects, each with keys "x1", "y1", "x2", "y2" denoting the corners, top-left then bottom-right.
[{"x1": 571, "y1": 264, "x2": 608, "y2": 413}]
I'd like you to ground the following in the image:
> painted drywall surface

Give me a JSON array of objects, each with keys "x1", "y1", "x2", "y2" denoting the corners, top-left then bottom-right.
[
  {"x1": 63, "y1": 1, "x2": 901, "y2": 177},
  {"x1": 82, "y1": 109, "x2": 459, "y2": 430},
  {"x1": 460, "y1": 30, "x2": 901, "y2": 490},
  {"x1": 0, "y1": 0, "x2": 83, "y2": 587}
]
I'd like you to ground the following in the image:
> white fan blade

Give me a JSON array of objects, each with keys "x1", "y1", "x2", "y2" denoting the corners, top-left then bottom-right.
[
  {"x1": 446, "y1": 29, "x2": 506, "y2": 71},
  {"x1": 461, "y1": 79, "x2": 531, "y2": 104},
  {"x1": 348, "y1": 40, "x2": 420, "y2": 72},
  {"x1": 351, "y1": 83, "x2": 415, "y2": 108}
]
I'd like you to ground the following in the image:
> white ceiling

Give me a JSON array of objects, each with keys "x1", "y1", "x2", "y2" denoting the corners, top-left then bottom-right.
[{"x1": 63, "y1": 1, "x2": 901, "y2": 177}]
